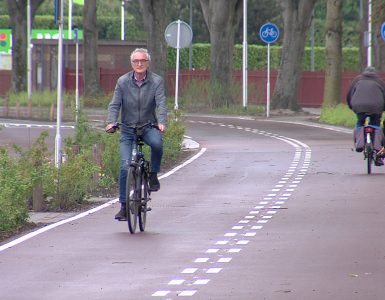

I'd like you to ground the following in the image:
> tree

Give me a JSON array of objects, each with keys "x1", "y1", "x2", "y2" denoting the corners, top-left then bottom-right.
[
  {"x1": 199, "y1": 0, "x2": 243, "y2": 107},
  {"x1": 271, "y1": 0, "x2": 318, "y2": 111},
  {"x1": 139, "y1": 0, "x2": 168, "y2": 81},
  {"x1": 6, "y1": 0, "x2": 45, "y2": 93},
  {"x1": 83, "y1": 0, "x2": 102, "y2": 97},
  {"x1": 322, "y1": 0, "x2": 343, "y2": 107},
  {"x1": 372, "y1": 0, "x2": 385, "y2": 71}
]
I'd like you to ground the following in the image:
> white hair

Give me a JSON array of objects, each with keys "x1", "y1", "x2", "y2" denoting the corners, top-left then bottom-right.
[{"x1": 130, "y1": 48, "x2": 151, "y2": 62}]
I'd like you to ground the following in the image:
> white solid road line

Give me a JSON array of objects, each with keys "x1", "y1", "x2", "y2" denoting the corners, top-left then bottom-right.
[{"x1": 0, "y1": 147, "x2": 207, "y2": 253}]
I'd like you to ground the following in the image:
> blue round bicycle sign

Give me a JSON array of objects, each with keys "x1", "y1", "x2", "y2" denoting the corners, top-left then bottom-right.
[
  {"x1": 381, "y1": 22, "x2": 385, "y2": 42},
  {"x1": 259, "y1": 22, "x2": 279, "y2": 44}
]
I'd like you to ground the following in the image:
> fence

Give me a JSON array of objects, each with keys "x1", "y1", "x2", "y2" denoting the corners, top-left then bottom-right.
[{"x1": 1, "y1": 68, "x2": 364, "y2": 107}]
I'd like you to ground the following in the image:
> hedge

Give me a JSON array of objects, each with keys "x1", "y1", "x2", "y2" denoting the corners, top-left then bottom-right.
[{"x1": 167, "y1": 44, "x2": 360, "y2": 71}]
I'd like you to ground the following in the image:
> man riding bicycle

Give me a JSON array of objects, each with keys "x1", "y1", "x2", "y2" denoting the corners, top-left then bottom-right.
[
  {"x1": 105, "y1": 48, "x2": 167, "y2": 221},
  {"x1": 347, "y1": 66, "x2": 385, "y2": 166}
]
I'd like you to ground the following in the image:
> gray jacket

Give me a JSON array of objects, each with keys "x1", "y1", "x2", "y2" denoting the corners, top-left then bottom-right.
[
  {"x1": 106, "y1": 70, "x2": 167, "y2": 127},
  {"x1": 347, "y1": 70, "x2": 385, "y2": 114}
]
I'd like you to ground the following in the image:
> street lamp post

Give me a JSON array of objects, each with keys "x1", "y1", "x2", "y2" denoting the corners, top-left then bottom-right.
[
  {"x1": 367, "y1": 0, "x2": 372, "y2": 67},
  {"x1": 121, "y1": 1, "x2": 125, "y2": 40},
  {"x1": 27, "y1": 0, "x2": 32, "y2": 116},
  {"x1": 73, "y1": 26, "x2": 79, "y2": 123},
  {"x1": 55, "y1": 0, "x2": 64, "y2": 168}
]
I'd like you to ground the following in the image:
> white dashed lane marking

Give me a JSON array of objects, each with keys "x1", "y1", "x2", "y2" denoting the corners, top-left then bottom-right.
[{"x1": 151, "y1": 120, "x2": 312, "y2": 298}]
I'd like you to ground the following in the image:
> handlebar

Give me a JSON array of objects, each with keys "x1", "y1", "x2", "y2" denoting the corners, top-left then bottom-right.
[{"x1": 105, "y1": 122, "x2": 159, "y2": 133}]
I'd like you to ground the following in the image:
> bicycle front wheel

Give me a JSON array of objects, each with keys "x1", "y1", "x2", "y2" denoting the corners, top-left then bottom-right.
[
  {"x1": 139, "y1": 169, "x2": 149, "y2": 232},
  {"x1": 126, "y1": 167, "x2": 139, "y2": 233}
]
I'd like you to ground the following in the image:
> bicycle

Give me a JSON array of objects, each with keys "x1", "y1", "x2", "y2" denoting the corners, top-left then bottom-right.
[
  {"x1": 107, "y1": 122, "x2": 156, "y2": 233},
  {"x1": 362, "y1": 125, "x2": 376, "y2": 174}
]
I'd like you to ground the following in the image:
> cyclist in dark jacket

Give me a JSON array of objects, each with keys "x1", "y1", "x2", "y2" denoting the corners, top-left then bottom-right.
[
  {"x1": 347, "y1": 66, "x2": 385, "y2": 165},
  {"x1": 106, "y1": 48, "x2": 167, "y2": 221},
  {"x1": 347, "y1": 66, "x2": 385, "y2": 127}
]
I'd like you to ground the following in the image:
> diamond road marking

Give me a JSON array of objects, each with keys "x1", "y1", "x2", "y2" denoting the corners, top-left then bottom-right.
[
  {"x1": 244, "y1": 232, "x2": 256, "y2": 237},
  {"x1": 206, "y1": 249, "x2": 219, "y2": 253},
  {"x1": 152, "y1": 290, "x2": 170, "y2": 296},
  {"x1": 228, "y1": 248, "x2": 241, "y2": 253},
  {"x1": 193, "y1": 279, "x2": 210, "y2": 285},
  {"x1": 218, "y1": 257, "x2": 232, "y2": 263},
  {"x1": 236, "y1": 240, "x2": 249, "y2": 245},
  {"x1": 216, "y1": 240, "x2": 229, "y2": 245},
  {"x1": 232, "y1": 226, "x2": 244, "y2": 230},
  {"x1": 206, "y1": 268, "x2": 222, "y2": 273},
  {"x1": 178, "y1": 290, "x2": 197, "y2": 296},
  {"x1": 168, "y1": 279, "x2": 185, "y2": 285},
  {"x1": 182, "y1": 268, "x2": 198, "y2": 274},
  {"x1": 251, "y1": 225, "x2": 263, "y2": 230},
  {"x1": 224, "y1": 232, "x2": 237, "y2": 237}
]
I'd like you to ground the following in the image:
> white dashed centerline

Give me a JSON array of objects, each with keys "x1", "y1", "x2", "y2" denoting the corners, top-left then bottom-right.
[{"x1": 151, "y1": 119, "x2": 312, "y2": 298}]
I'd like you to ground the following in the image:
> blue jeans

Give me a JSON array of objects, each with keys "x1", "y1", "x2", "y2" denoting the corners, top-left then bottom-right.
[
  {"x1": 356, "y1": 112, "x2": 381, "y2": 127},
  {"x1": 118, "y1": 127, "x2": 163, "y2": 203}
]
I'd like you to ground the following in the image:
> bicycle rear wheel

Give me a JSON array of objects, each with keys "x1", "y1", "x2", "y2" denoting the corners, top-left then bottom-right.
[
  {"x1": 365, "y1": 143, "x2": 373, "y2": 174},
  {"x1": 139, "y1": 170, "x2": 149, "y2": 232},
  {"x1": 126, "y1": 167, "x2": 139, "y2": 233}
]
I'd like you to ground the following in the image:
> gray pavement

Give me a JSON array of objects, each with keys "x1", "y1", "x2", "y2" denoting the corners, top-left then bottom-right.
[{"x1": 25, "y1": 108, "x2": 321, "y2": 225}]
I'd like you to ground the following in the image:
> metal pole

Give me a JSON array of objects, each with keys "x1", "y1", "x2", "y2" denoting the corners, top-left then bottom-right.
[
  {"x1": 188, "y1": 0, "x2": 193, "y2": 70},
  {"x1": 267, "y1": 43, "x2": 270, "y2": 118},
  {"x1": 74, "y1": 27, "x2": 79, "y2": 123},
  {"x1": 121, "y1": 1, "x2": 125, "y2": 40},
  {"x1": 367, "y1": 0, "x2": 372, "y2": 67},
  {"x1": 175, "y1": 20, "x2": 181, "y2": 110},
  {"x1": 55, "y1": 0, "x2": 64, "y2": 168},
  {"x1": 68, "y1": 0, "x2": 72, "y2": 39},
  {"x1": 310, "y1": 10, "x2": 315, "y2": 71},
  {"x1": 27, "y1": 0, "x2": 32, "y2": 114},
  {"x1": 242, "y1": 0, "x2": 248, "y2": 108}
]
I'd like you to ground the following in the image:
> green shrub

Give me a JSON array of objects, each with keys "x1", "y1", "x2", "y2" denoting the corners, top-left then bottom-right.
[
  {"x1": 163, "y1": 113, "x2": 186, "y2": 163},
  {"x1": 0, "y1": 149, "x2": 30, "y2": 231},
  {"x1": 319, "y1": 103, "x2": 356, "y2": 127}
]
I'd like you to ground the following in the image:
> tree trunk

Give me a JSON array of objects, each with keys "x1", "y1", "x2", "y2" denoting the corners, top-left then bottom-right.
[
  {"x1": 271, "y1": 0, "x2": 317, "y2": 111},
  {"x1": 83, "y1": 0, "x2": 102, "y2": 97},
  {"x1": 359, "y1": 0, "x2": 368, "y2": 71},
  {"x1": 200, "y1": 0, "x2": 243, "y2": 108},
  {"x1": 373, "y1": 0, "x2": 385, "y2": 71},
  {"x1": 6, "y1": 0, "x2": 44, "y2": 93},
  {"x1": 139, "y1": 0, "x2": 168, "y2": 81},
  {"x1": 323, "y1": 0, "x2": 343, "y2": 107}
]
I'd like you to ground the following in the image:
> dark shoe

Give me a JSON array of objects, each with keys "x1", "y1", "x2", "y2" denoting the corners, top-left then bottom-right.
[
  {"x1": 149, "y1": 172, "x2": 160, "y2": 191},
  {"x1": 375, "y1": 157, "x2": 384, "y2": 166},
  {"x1": 115, "y1": 204, "x2": 127, "y2": 221}
]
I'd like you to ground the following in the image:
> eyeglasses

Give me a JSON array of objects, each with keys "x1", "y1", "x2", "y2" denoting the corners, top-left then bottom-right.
[{"x1": 131, "y1": 59, "x2": 149, "y2": 65}]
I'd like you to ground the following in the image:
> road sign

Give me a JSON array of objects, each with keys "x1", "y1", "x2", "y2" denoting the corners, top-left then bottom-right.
[
  {"x1": 165, "y1": 20, "x2": 193, "y2": 111},
  {"x1": 381, "y1": 22, "x2": 385, "y2": 42},
  {"x1": 165, "y1": 20, "x2": 193, "y2": 49},
  {"x1": 259, "y1": 22, "x2": 279, "y2": 44},
  {"x1": 0, "y1": 29, "x2": 11, "y2": 53}
]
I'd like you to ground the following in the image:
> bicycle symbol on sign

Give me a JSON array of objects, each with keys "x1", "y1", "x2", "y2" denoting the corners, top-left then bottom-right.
[{"x1": 261, "y1": 27, "x2": 278, "y2": 39}]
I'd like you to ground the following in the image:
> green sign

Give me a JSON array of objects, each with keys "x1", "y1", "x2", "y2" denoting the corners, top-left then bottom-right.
[
  {"x1": 0, "y1": 29, "x2": 11, "y2": 53},
  {"x1": 0, "y1": 29, "x2": 84, "y2": 53}
]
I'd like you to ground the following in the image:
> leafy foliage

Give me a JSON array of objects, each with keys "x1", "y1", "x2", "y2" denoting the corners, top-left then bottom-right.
[{"x1": 0, "y1": 149, "x2": 30, "y2": 231}]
